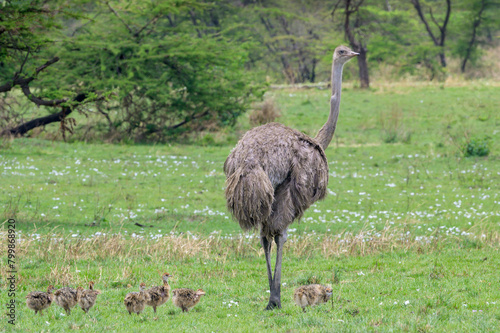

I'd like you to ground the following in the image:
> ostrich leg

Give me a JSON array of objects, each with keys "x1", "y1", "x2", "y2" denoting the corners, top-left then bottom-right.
[
  {"x1": 265, "y1": 231, "x2": 288, "y2": 310},
  {"x1": 261, "y1": 236, "x2": 274, "y2": 291}
]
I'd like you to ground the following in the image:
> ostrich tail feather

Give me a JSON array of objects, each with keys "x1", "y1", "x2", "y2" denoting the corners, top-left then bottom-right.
[{"x1": 225, "y1": 165, "x2": 273, "y2": 231}]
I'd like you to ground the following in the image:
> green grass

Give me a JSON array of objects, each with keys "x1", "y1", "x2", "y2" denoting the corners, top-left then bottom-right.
[
  {"x1": 1, "y1": 83, "x2": 499, "y2": 331},
  {"x1": 2, "y1": 236, "x2": 500, "y2": 332}
]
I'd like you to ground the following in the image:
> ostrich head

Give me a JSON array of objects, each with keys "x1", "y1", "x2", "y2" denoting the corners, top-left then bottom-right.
[
  {"x1": 139, "y1": 282, "x2": 147, "y2": 291},
  {"x1": 195, "y1": 289, "x2": 206, "y2": 297},
  {"x1": 333, "y1": 45, "x2": 359, "y2": 64},
  {"x1": 47, "y1": 285, "x2": 55, "y2": 293},
  {"x1": 325, "y1": 286, "x2": 333, "y2": 297},
  {"x1": 162, "y1": 272, "x2": 172, "y2": 282},
  {"x1": 89, "y1": 281, "x2": 95, "y2": 290}
]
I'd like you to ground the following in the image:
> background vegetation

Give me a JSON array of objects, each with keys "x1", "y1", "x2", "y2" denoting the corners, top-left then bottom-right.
[{"x1": 1, "y1": 0, "x2": 499, "y2": 141}]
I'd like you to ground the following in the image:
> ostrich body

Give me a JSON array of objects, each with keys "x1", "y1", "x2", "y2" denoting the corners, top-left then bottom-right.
[
  {"x1": 53, "y1": 286, "x2": 78, "y2": 315},
  {"x1": 124, "y1": 282, "x2": 149, "y2": 315},
  {"x1": 26, "y1": 285, "x2": 55, "y2": 315},
  {"x1": 145, "y1": 272, "x2": 172, "y2": 313},
  {"x1": 76, "y1": 282, "x2": 101, "y2": 313},
  {"x1": 171, "y1": 288, "x2": 205, "y2": 312},
  {"x1": 224, "y1": 46, "x2": 358, "y2": 309},
  {"x1": 293, "y1": 284, "x2": 333, "y2": 312}
]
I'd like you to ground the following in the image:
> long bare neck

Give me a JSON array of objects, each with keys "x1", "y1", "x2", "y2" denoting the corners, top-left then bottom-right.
[{"x1": 314, "y1": 59, "x2": 344, "y2": 150}]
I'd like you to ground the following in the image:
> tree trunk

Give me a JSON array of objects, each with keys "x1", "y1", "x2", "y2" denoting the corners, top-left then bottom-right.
[
  {"x1": 461, "y1": 0, "x2": 487, "y2": 72},
  {"x1": 357, "y1": 48, "x2": 370, "y2": 88},
  {"x1": 439, "y1": 52, "x2": 447, "y2": 68}
]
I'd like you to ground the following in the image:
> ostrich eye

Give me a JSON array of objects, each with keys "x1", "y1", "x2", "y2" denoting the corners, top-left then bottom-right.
[{"x1": 339, "y1": 50, "x2": 345, "y2": 54}]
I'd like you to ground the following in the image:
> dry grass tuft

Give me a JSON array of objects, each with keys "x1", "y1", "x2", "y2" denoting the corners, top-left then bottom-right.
[
  {"x1": 3, "y1": 227, "x2": 498, "y2": 265},
  {"x1": 249, "y1": 98, "x2": 281, "y2": 126}
]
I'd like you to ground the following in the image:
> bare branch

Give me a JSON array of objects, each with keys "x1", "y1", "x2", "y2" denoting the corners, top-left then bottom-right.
[
  {"x1": 4, "y1": 93, "x2": 89, "y2": 136},
  {"x1": 35, "y1": 57, "x2": 60, "y2": 76},
  {"x1": 0, "y1": 57, "x2": 60, "y2": 93},
  {"x1": 331, "y1": 0, "x2": 343, "y2": 18},
  {"x1": 440, "y1": 0, "x2": 451, "y2": 45},
  {"x1": 428, "y1": 8, "x2": 441, "y2": 32},
  {"x1": 168, "y1": 111, "x2": 209, "y2": 130},
  {"x1": 106, "y1": 1, "x2": 135, "y2": 35},
  {"x1": 18, "y1": 49, "x2": 31, "y2": 76},
  {"x1": 461, "y1": 0, "x2": 487, "y2": 72},
  {"x1": 0, "y1": 82, "x2": 14, "y2": 93},
  {"x1": 20, "y1": 85, "x2": 68, "y2": 107},
  {"x1": 71, "y1": 12, "x2": 102, "y2": 37},
  {"x1": 134, "y1": 14, "x2": 161, "y2": 38},
  {"x1": 410, "y1": 0, "x2": 438, "y2": 45}
]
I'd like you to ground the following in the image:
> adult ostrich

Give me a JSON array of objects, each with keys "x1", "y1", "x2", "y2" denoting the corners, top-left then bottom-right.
[{"x1": 224, "y1": 46, "x2": 358, "y2": 310}]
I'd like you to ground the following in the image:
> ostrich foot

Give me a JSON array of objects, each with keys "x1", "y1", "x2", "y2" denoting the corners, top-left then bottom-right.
[{"x1": 265, "y1": 299, "x2": 281, "y2": 310}]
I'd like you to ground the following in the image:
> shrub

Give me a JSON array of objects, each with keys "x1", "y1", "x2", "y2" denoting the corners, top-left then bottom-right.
[
  {"x1": 462, "y1": 136, "x2": 490, "y2": 157},
  {"x1": 249, "y1": 98, "x2": 281, "y2": 126}
]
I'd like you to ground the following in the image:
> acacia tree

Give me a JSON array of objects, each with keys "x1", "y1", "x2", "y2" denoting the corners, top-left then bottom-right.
[
  {"x1": 0, "y1": 1, "x2": 94, "y2": 136},
  {"x1": 1, "y1": 0, "x2": 264, "y2": 140}
]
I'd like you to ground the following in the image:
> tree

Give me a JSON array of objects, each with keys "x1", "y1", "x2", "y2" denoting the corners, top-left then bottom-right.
[
  {"x1": 410, "y1": 0, "x2": 451, "y2": 68},
  {"x1": 452, "y1": 0, "x2": 498, "y2": 72},
  {"x1": 1, "y1": 0, "x2": 264, "y2": 140},
  {"x1": 0, "y1": 1, "x2": 94, "y2": 136},
  {"x1": 332, "y1": 0, "x2": 380, "y2": 88}
]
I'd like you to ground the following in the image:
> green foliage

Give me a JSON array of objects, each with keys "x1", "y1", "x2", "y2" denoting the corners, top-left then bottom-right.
[
  {"x1": 463, "y1": 136, "x2": 490, "y2": 157},
  {"x1": 48, "y1": 0, "x2": 266, "y2": 140}
]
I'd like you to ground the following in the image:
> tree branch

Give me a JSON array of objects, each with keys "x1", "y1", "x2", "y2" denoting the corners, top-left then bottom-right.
[
  {"x1": 439, "y1": 0, "x2": 451, "y2": 46},
  {"x1": 106, "y1": 1, "x2": 135, "y2": 35},
  {"x1": 0, "y1": 57, "x2": 60, "y2": 93},
  {"x1": 461, "y1": 0, "x2": 487, "y2": 72},
  {"x1": 168, "y1": 111, "x2": 209, "y2": 130},
  {"x1": 35, "y1": 57, "x2": 60, "y2": 76},
  {"x1": 4, "y1": 93, "x2": 89, "y2": 136},
  {"x1": 410, "y1": 0, "x2": 438, "y2": 45},
  {"x1": 134, "y1": 14, "x2": 161, "y2": 38},
  {"x1": 20, "y1": 84, "x2": 68, "y2": 107}
]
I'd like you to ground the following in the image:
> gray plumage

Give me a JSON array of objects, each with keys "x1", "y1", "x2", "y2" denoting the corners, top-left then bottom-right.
[
  {"x1": 26, "y1": 285, "x2": 55, "y2": 315},
  {"x1": 224, "y1": 123, "x2": 328, "y2": 237},
  {"x1": 224, "y1": 45, "x2": 358, "y2": 310},
  {"x1": 293, "y1": 284, "x2": 333, "y2": 312},
  {"x1": 53, "y1": 286, "x2": 78, "y2": 315}
]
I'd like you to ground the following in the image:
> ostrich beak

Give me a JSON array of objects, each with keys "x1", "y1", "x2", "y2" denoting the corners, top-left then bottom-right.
[{"x1": 350, "y1": 52, "x2": 360, "y2": 57}]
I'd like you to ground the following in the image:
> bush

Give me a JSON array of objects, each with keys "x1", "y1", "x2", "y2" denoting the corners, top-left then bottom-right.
[
  {"x1": 463, "y1": 136, "x2": 490, "y2": 157},
  {"x1": 249, "y1": 98, "x2": 281, "y2": 126}
]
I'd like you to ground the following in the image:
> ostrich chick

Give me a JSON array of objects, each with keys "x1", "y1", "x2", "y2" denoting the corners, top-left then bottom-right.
[
  {"x1": 124, "y1": 282, "x2": 150, "y2": 315},
  {"x1": 53, "y1": 286, "x2": 78, "y2": 315},
  {"x1": 26, "y1": 285, "x2": 55, "y2": 315},
  {"x1": 293, "y1": 284, "x2": 333, "y2": 312},
  {"x1": 77, "y1": 281, "x2": 101, "y2": 313},
  {"x1": 145, "y1": 272, "x2": 172, "y2": 313},
  {"x1": 172, "y1": 288, "x2": 206, "y2": 312}
]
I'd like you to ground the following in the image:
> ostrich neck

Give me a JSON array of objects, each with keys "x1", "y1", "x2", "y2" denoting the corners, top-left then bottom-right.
[{"x1": 314, "y1": 60, "x2": 344, "y2": 150}]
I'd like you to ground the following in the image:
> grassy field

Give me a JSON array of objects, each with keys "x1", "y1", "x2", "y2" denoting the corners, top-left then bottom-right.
[{"x1": 1, "y1": 83, "x2": 499, "y2": 332}]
